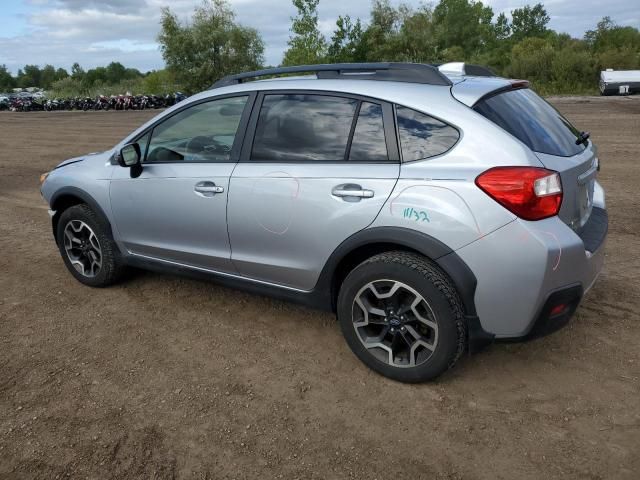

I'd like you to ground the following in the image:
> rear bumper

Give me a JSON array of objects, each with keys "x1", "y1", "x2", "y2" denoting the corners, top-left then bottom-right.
[
  {"x1": 456, "y1": 206, "x2": 607, "y2": 338},
  {"x1": 525, "y1": 284, "x2": 583, "y2": 339}
]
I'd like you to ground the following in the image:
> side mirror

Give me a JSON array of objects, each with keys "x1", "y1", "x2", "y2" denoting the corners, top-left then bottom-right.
[{"x1": 118, "y1": 143, "x2": 141, "y2": 167}]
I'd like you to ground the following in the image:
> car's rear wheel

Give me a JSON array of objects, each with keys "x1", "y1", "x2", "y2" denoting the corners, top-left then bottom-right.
[
  {"x1": 337, "y1": 251, "x2": 466, "y2": 383},
  {"x1": 56, "y1": 204, "x2": 124, "y2": 287}
]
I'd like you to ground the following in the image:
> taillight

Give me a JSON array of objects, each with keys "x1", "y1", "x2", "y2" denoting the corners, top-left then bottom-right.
[{"x1": 475, "y1": 167, "x2": 562, "y2": 220}]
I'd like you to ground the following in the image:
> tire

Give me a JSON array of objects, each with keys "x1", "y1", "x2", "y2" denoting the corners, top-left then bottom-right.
[
  {"x1": 337, "y1": 251, "x2": 466, "y2": 383},
  {"x1": 56, "y1": 204, "x2": 124, "y2": 287}
]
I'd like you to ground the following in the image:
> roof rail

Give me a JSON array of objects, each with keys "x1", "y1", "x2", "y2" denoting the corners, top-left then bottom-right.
[
  {"x1": 437, "y1": 62, "x2": 496, "y2": 77},
  {"x1": 210, "y1": 62, "x2": 452, "y2": 89}
]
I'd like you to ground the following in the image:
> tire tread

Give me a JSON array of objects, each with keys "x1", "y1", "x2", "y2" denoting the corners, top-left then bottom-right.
[
  {"x1": 57, "y1": 204, "x2": 124, "y2": 287},
  {"x1": 353, "y1": 251, "x2": 467, "y2": 374}
]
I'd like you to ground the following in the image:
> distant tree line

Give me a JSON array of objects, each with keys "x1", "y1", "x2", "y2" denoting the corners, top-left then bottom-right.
[
  {"x1": 0, "y1": 60, "x2": 182, "y2": 98},
  {"x1": 1, "y1": 62, "x2": 139, "y2": 91},
  {"x1": 2, "y1": 0, "x2": 639, "y2": 97},
  {"x1": 281, "y1": 0, "x2": 640, "y2": 94},
  {"x1": 0, "y1": 64, "x2": 69, "y2": 91}
]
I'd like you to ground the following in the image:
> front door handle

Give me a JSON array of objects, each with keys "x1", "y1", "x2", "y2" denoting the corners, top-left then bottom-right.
[
  {"x1": 194, "y1": 181, "x2": 224, "y2": 197},
  {"x1": 332, "y1": 184, "x2": 375, "y2": 201}
]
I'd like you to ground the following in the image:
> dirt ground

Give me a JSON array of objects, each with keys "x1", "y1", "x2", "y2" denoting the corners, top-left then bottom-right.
[{"x1": 0, "y1": 97, "x2": 638, "y2": 480}]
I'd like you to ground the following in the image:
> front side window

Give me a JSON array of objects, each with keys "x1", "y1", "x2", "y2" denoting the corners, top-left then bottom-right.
[
  {"x1": 145, "y1": 95, "x2": 248, "y2": 163},
  {"x1": 251, "y1": 94, "x2": 358, "y2": 162},
  {"x1": 396, "y1": 106, "x2": 459, "y2": 162},
  {"x1": 137, "y1": 131, "x2": 151, "y2": 159}
]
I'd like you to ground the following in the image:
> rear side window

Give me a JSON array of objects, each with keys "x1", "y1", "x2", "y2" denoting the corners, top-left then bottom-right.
[
  {"x1": 349, "y1": 102, "x2": 388, "y2": 161},
  {"x1": 252, "y1": 94, "x2": 357, "y2": 162},
  {"x1": 473, "y1": 88, "x2": 585, "y2": 157},
  {"x1": 396, "y1": 106, "x2": 459, "y2": 161}
]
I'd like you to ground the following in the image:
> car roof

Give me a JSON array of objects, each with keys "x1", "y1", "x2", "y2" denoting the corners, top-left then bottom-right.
[
  {"x1": 193, "y1": 74, "x2": 512, "y2": 110},
  {"x1": 203, "y1": 62, "x2": 514, "y2": 107}
]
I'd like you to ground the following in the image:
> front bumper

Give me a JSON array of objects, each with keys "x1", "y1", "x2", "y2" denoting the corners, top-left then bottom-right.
[{"x1": 456, "y1": 207, "x2": 607, "y2": 338}]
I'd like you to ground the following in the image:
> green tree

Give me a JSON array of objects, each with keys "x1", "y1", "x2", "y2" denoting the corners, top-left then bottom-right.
[
  {"x1": 71, "y1": 62, "x2": 85, "y2": 80},
  {"x1": 433, "y1": 0, "x2": 494, "y2": 57},
  {"x1": 494, "y1": 12, "x2": 511, "y2": 41},
  {"x1": 105, "y1": 62, "x2": 127, "y2": 84},
  {"x1": 597, "y1": 47, "x2": 640, "y2": 70},
  {"x1": 48, "y1": 76, "x2": 84, "y2": 98},
  {"x1": 17, "y1": 65, "x2": 42, "y2": 88},
  {"x1": 0, "y1": 65, "x2": 16, "y2": 91},
  {"x1": 158, "y1": 0, "x2": 264, "y2": 93},
  {"x1": 40, "y1": 65, "x2": 57, "y2": 89},
  {"x1": 359, "y1": 0, "x2": 402, "y2": 61},
  {"x1": 144, "y1": 69, "x2": 178, "y2": 94},
  {"x1": 549, "y1": 39, "x2": 594, "y2": 92},
  {"x1": 396, "y1": 5, "x2": 439, "y2": 62},
  {"x1": 585, "y1": 16, "x2": 640, "y2": 53},
  {"x1": 507, "y1": 37, "x2": 555, "y2": 83},
  {"x1": 84, "y1": 66, "x2": 108, "y2": 87},
  {"x1": 370, "y1": 0, "x2": 399, "y2": 37},
  {"x1": 327, "y1": 15, "x2": 366, "y2": 63},
  {"x1": 282, "y1": 0, "x2": 327, "y2": 65},
  {"x1": 55, "y1": 68, "x2": 69, "y2": 81},
  {"x1": 510, "y1": 3, "x2": 549, "y2": 41}
]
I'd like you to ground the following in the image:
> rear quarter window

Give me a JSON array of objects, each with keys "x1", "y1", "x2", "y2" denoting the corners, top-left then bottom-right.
[
  {"x1": 396, "y1": 106, "x2": 459, "y2": 162},
  {"x1": 473, "y1": 88, "x2": 585, "y2": 157}
]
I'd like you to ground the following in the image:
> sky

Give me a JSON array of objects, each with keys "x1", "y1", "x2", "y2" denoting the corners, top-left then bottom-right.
[{"x1": 0, "y1": 0, "x2": 638, "y2": 74}]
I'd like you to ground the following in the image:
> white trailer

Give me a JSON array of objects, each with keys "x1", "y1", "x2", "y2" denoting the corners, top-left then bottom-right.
[{"x1": 600, "y1": 69, "x2": 640, "y2": 96}]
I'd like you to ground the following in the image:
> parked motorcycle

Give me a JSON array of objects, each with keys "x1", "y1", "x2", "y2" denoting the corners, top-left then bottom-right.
[
  {"x1": 5, "y1": 91, "x2": 189, "y2": 113},
  {"x1": 94, "y1": 95, "x2": 110, "y2": 111}
]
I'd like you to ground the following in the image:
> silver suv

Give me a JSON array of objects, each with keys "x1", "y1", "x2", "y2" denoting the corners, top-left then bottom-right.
[{"x1": 40, "y1": 63, "x2": 607, "y2": 382}]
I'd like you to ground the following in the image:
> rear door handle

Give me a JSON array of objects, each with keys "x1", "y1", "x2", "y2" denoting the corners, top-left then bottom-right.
[
  {"x1": 332, "y1": 184, "x2": 375, "y2": 200},
  {"x1": 194, "y1": 181, "x2": 224, "y2": 197}
]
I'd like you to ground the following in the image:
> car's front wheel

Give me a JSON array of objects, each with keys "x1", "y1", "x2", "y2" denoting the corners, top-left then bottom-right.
[
  {"x1": 56, "y1": 204, "x2": 124, "y2": 287},
  {"x1": 337, "y1": 251, "x2": 466, "y2": 383}
]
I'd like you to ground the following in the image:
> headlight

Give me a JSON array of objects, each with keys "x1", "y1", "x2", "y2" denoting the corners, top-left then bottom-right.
[{"x1": 39, "y1": 171, "x2": 50, "y2": 186}]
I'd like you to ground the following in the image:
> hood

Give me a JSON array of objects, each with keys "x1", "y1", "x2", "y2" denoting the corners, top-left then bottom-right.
[{"x1": 54, "y1": 151, "x2": 103, "y2": 170}]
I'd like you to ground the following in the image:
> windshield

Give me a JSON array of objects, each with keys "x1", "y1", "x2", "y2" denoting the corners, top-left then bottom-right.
[{"x1": 473, "y1": 88, "x2": 586, "y2": 157}]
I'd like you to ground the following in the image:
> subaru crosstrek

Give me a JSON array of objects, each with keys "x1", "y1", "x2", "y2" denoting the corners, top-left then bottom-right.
[{"x1": 40, "y1": 63, "x2": 607, "y2": 382}]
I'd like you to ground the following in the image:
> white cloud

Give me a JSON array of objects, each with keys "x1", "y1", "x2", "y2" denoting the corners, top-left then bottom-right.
[{"x1": 1, "y1": 0, "x2": 638, "y2": 75}]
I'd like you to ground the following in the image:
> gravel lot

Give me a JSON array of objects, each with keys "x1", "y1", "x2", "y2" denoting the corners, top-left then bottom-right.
[{"x1": 0, "y1": 96, "x2": 639, "y2": 479}]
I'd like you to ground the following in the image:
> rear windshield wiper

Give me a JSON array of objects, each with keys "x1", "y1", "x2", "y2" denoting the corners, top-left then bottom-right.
[{"x1": 575, "y1": 131, "x2": 590, "y2": 145}]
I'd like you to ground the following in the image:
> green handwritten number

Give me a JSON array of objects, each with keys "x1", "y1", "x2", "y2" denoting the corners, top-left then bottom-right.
[{"x1": 402, "y1": 207, "x2": 429, "y2": 222}]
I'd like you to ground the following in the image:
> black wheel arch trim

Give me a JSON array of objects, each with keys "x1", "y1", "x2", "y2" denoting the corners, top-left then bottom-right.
[
  {"x1": 314, "y1": 226, "x2": 474, "y2": 313},
  {"x1": 312, "y1": 226, "x2": 494, "y2": 351},
  {"x1": 49, "y1": 186, "x2": 115, "y2": 246}
]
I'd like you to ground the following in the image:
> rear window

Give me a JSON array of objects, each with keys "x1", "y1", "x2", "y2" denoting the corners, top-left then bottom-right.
[{"x1": 473, "y1": 88, "x2": 585, "y2": 157}]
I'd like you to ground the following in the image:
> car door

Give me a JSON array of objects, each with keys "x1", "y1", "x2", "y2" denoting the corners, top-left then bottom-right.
[
  {"x1": 227, "y1": 91, "x2": 401, "y2": 290},
  {"x1": 110, "y1": 94, "x2": 253, "y2": 272}
]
